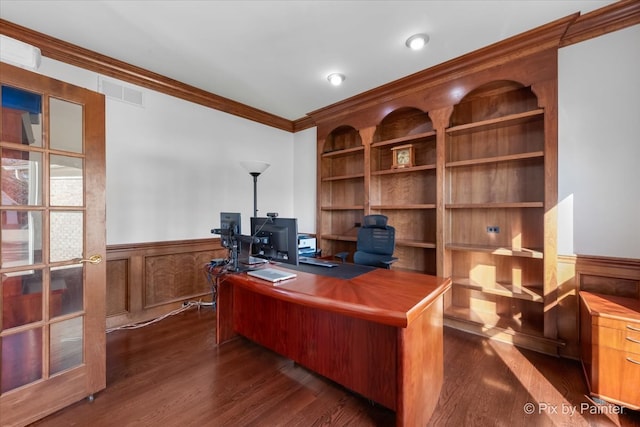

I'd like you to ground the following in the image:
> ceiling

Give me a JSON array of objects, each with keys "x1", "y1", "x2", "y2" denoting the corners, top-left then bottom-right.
[{"x1": 0, "y1": 0, "x2": 615, "y2": 121}]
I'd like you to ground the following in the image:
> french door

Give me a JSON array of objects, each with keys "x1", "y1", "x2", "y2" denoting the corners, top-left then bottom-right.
[{"x1": 0, "y1": 63, "x2": 106, "y2": 426}]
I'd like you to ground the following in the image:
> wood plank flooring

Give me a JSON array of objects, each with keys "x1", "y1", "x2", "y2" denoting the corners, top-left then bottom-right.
[{"x1": 31, "y1": 307, "x2": 640, "y2": 426}]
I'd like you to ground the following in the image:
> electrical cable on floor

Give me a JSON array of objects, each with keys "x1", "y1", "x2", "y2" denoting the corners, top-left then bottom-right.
[
  {"x1": 106, "y1": 261, "x2": 229, "y2": 334},
  {"x1": 105, "y1": 301, "x2": 204, "y2": 333}
]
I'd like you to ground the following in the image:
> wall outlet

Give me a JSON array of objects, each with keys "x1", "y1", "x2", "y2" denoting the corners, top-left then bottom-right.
[{"x1": 487, "y1": 226, "x2": 500, "y2": 233}]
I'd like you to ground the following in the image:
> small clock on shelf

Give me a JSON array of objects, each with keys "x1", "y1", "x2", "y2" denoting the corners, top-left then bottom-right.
[{"x1": 391, "y1": 144, "x2": 415, "y2": 169}]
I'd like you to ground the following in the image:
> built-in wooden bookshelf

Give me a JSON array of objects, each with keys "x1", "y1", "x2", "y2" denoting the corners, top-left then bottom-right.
[
  {"x1": 311, "y1": 20, "x2": 565, "y2": 353},
  {"x1": 442, "y1": 81, "x2": 556, "y2": 353},
  {"x1": 318, "y1": 126, "x2": 365, "y2": 258},
  {"x1": 369, "y1": 108, "x2": 437, "y2": 274}
]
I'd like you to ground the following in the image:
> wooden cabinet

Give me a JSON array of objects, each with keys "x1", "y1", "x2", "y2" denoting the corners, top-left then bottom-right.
[{"x1": 580, "y1": 291, "x2": 640, "y2": 409}]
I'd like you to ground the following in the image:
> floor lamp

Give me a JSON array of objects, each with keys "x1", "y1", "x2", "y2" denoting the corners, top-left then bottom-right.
[{"x1": 240, "y1": 161, "x2": 270, "y2": 218}]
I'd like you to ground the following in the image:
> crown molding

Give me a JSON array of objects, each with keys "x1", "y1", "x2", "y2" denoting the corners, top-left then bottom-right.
[
  {"x1": 292, "y1": 115, "x2": 316, "y2": 133},
  {"x1": 2, "y1": 1, "x2": 637, "y2": 134},
  {"x1": 0, "y1": 19, "x2": 295, "y2": 132},
  {"x1": 307, "y1": 13, "x2": 577, "y2": 125},
  {"x1": 560, "y1": 0, "x2": 640, "y2": 47}
]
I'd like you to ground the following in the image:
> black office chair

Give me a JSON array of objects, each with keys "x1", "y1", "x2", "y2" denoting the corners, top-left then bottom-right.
[{"x1": 335, "y1": 215, "x2": 398, "y2": 269}]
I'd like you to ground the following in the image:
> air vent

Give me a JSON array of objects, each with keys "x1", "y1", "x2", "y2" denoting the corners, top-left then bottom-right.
[{"x1": 98, "y1": 77, "x2": 144, "y2": 108}]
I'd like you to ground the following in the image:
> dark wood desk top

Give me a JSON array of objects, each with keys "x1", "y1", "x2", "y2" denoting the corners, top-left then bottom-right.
[{"x1": 222, "y1": 265, "x2": 452, "y2": 328}]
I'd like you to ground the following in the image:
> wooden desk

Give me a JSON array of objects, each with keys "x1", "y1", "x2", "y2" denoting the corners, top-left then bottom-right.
[{"x1": 216, "y1": 265, "x2": 452, "y2": 426}]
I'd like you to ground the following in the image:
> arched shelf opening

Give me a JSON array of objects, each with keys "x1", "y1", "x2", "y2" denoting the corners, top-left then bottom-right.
[
  {"x1": 321, "y1": 125, "x2": 362, "y2": 154},
  {"x1": 373, "y1": 107, "x2": 433, "y2": 142}
]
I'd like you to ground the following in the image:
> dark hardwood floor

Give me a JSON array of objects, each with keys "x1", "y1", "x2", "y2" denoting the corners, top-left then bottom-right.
[{"x1": 31, "y1": 307, "x2": 640, "y2": 427}]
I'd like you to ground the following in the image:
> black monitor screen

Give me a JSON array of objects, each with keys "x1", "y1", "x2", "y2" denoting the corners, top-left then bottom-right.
[
  {"x1": 219, "y1": 212, "x2": 241, "y2": 249},
  {"x1": 250, "y1": 217, "x2": 299, "y2": 266}
]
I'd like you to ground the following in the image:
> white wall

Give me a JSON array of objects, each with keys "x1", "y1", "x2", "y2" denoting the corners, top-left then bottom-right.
[
  {"x1": 34, "y1": 58, "x2": 297, "y2": 245},
  {"x1": 558, "y1": 24, "x2": 640, "y2": 259},
  {"x1": 293, "y1": 127, "x2": 317, "y2": 234}
]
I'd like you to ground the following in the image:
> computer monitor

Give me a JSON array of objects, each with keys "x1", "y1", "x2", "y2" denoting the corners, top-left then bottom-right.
[
  {"x1": 217, "y1": 212, "x2": 241, "y2": 249},
  {"x1": 250, "y1": 217, "x2": 299, "y2": 266}
]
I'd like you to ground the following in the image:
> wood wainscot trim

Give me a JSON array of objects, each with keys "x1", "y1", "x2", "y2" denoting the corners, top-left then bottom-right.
[
  {"x1": 575, "y1": 255, "x2": 640, "y2": 299},
  {"x1": 106, "y1": 238, "x2": 227, "y2": 329}
]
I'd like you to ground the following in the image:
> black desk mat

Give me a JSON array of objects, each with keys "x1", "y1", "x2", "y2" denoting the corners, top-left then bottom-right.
[{"x1": 285, "y1": 262, "x2": 376, "y2": 280}]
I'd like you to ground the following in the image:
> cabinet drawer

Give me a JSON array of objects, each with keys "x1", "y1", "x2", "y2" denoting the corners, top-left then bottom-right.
[
  {"x1": 592, "y1": 324, "x2": 640, "y2": 353},
  {"x1": 593, "y1": 315, "x2": 640, "y2": 331},
  {"x1": 591, "y1": 346, "x2": 640, "y2": 408}
]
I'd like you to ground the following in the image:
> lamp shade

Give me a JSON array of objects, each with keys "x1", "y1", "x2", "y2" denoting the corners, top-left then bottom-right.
[{"x1": 240, "y1": 160, "x2": 270, "y2": 175}]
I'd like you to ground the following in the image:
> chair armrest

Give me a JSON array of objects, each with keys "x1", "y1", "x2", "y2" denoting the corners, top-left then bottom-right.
[{"x1": 334, "y1": 252, "x2": 349, "y2": 263}]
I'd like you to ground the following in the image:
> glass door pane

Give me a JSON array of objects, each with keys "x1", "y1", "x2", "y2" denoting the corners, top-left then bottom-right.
[
  {"x1": 1, "y1": 328, "x2": 42, "y2": 393},
  {"x1": 1, "y1": 86, "x2": 42, "y2": 147},
  {"x1": 49, "y1": 98, "x2": 82, "y2": 153},
  {"x1": 1, "y1": 149, "x2": 42, "y2": 205},
  {"x1": 50, "y1": 155, "x2": 83, "y2": 206}
]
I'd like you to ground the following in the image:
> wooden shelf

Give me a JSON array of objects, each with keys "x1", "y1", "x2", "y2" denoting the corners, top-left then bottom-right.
[
  {"x1": 446, "y1": 109, "x2": 544, "y2": 136},
  {"x1": 321, "y1": 173, "x2": 365, "y2": 182},
  {"x1": 371, "y1": 164, "x2": 436, "y2": 175},
  {"x1": 444, "y1": 306, "x2": 543, "y2": 337},
  {"x1": 321, "y1": 234, "x2": 358, "y2": 242},
  {"x1": 372, "y1": 204, "x2": 436, "y2": 210},
  {"x1": 320, "y1": 205, "x2": 364, "y2": 211},
  {"x1": 370, "y1": 130, "x2": 436, "y2": 148},
  {"x1": 452, "y1": 278, "x2": 543, "y2": 302},
  {"x1": 446, "y1": 151, "x2": 544, "y2": 168},
  {"x1": 446, "y1": 243, "x2": 543, "y2": 259},
  {"x1": 396, "y1": 239, "x2": 436, "y2": 249},
  {"x1": 443, "y1": 307, "x2": 563, "y2": 355},
  {"x1": 446, "y1": 202, "x2": 543, "y2": 209},
  {"x1": 321, "y1": 146, "x2": 364, "y2": 158}
]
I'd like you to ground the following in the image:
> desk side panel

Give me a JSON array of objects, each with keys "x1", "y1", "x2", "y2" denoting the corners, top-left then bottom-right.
[
  {"x1": 232, "y1": 286, "x2": 397, "y2": 410},
  {"x1": 216, "y1": 280, "x2": 237, "y2": 344},
  {"x1": 397, "y1": 295, "x2": 444, "y2": 427}
]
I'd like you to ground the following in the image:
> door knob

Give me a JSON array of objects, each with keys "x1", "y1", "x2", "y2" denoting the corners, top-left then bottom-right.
[{"x1": 75, "y1": 254, "x2": 103, "y2": 264}]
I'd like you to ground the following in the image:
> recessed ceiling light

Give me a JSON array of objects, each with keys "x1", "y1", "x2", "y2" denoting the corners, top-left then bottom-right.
[
  {"x1": 405, "y1": 33, "x2": 429, "y2": 50},
  {"x1": 327, "y1": 73, "x2": 346, "y2": 86}
]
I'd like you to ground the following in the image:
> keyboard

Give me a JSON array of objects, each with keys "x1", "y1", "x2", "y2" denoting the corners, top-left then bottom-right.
[{"x1": 299, "y1": 257, "x2": 338, "y2": 268}]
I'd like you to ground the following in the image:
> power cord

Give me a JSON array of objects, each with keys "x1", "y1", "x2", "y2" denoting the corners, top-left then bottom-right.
[
  {"x1": 105, "y1": 300, "x2": 205, "y2": 334},
  {"x1": 106, "y1": 259, "x2": 238, "y2": 334}
]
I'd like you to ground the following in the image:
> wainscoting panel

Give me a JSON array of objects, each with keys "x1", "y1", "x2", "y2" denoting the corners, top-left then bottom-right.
[
  {"x1": 144, "y1": 251, "x2": 214, "y2": 307},
  {"x1": 106, "y1": 258, "x2": 128, "y2": 317},
  {"x1": 106, "y1": 239, "x2": 226, "y2": 329}
]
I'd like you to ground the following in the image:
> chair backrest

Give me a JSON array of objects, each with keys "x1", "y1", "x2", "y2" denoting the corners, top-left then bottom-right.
[{"x1": 356, "y1": 215, "x2": 395, "y2": 256}]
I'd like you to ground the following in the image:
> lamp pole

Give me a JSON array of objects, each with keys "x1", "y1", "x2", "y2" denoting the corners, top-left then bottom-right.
[
  {"x1": 240, "y1": 161, "x2": 270, "y2": 218},
  {"x1": 250, "y1": 172, "x2": 260, "y2": 218}
]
